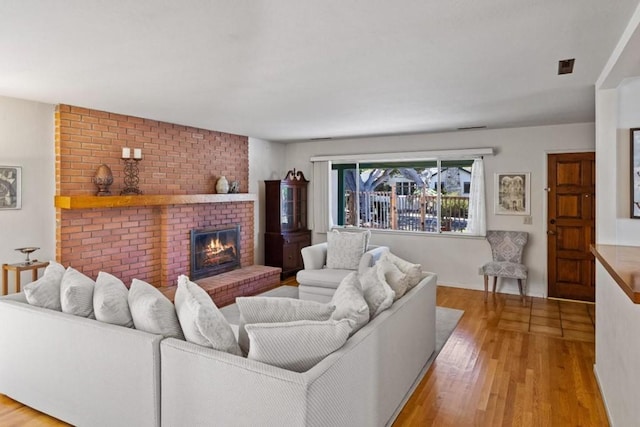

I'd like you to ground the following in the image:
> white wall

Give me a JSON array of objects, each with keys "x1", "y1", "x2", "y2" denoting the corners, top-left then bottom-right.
[
  {"x1": 284, "y1": 123, "x2": 595, "y2": 297},
  {"x1": 593, "y1": 4, "x2": 640, "y2": 424},
  {"x1": 248, "y1": 137, "x2": 287, "y2": 265},
  {"x1": 614, "y1": 77, "x2": 640, "y2": 244},
  {"x1": 0, "y1": 96, "x2": 55, "y2": 293}
]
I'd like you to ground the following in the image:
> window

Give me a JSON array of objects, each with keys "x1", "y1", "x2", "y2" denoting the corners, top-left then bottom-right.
[{"x1": 331, "y1": 159, "x2": 481, "y2": 234}]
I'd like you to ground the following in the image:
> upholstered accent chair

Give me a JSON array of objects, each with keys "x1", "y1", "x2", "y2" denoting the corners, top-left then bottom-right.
[{"x1": 481, "y1": 230, "x2": 528, "y2": 303}]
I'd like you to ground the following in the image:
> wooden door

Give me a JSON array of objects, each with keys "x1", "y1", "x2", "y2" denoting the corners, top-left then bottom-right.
[{"x1": 547, "y1": 152, "x2": 595, "y2": 301}]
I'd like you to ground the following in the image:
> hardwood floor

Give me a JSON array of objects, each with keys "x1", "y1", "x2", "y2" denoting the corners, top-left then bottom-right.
[
  {"x1": 0, "y1": 286, "x2": 607, "y2": 426},
  {"x1": 394, "y1": 287, "x2": 607, "y2": 426}
]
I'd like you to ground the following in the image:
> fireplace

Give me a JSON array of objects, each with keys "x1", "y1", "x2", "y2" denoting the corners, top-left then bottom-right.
[{"x1": 190, "y1": 226, "x2": 241, "y2": 280}]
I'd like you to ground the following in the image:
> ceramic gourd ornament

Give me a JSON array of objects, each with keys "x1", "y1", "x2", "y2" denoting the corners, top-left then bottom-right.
[{"x1": 216, "y1": 176, "x2": 229, "y2": 194}]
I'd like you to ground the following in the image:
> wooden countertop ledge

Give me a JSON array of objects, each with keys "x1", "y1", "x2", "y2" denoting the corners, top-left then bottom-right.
[{"x1": 591, "y1": 244, "x2": 640, "y2": 304}]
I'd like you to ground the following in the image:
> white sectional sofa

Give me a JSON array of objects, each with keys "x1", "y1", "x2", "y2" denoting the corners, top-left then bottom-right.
[
  {"x1": 296, "y1": 242, "x2": 389, "y2": 302},
  {"x1": 0, "y1": 292, "x2": 162, "y2": 427},
  {"x1": 0, "y1": 271, "x2": 437, "y2": 426},
  {"x1": 160, "y1": 272, "x2": 437, "y2": 427}
]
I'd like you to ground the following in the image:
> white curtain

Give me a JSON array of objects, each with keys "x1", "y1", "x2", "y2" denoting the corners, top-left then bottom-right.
[
  {"x1": 312, "y1": 161, "x2": 332, "y2": 233},
  {"x1": 467, "y1": 158, "x2": 486, "y2": 236}
]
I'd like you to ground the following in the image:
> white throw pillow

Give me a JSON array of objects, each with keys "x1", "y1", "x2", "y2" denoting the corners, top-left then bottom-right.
[
  {"x1": 330, "y1": 272, "x2": 369, "y2": 333},
  {"x1": 359, "y1": 264, "x2": 395, "y2": 318},
  {"x1": 60, "y1": 267, "x2": 96, "y2": 318},
  {"x1": 236, "y1": 297, "x2": 335, "y2": 354},
  {"x1": 245, "y1": 319, "x2": 353, "y2": 372},
  {"x1": 94, "y1": 271, "x2": 134, "y2": 328},
  {"x1": 174, "y1": 275, "x2": 242, "y2": 356},
  {"x1": 380, "y1": 250, "x2": 423, "y2": 289},
  {"x1": 325, "y1": 229, "x2": 370, "y2": 270},
  {"x1": 376, "y1": 259, "x2": 409, "y2": 300},
  {"x1": 128, "y1": 278, "x2": 184, "y2": 339},
  {"x1": 24, "y1": 260, "x2": 66, "y2": 311}
]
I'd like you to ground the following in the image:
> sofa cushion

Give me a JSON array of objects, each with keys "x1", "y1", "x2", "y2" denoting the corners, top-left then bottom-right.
[
  {"x1": 326, "y1": 229, "x2": 370, "y2": 270},
  {"x1": 24, "y1": 260, "x2": 65, "y2": 311},
  {"x1": 330, "y1": 272, "x2": 369, "y2": 333},
  {"x1": 377, "y1": 259, "x2": 409, "y2": 300},
  {"x1": 296, "y1": 268, "x2": 352, "y2": 289},
  {"x1": 128, "y1": 279, "x2": 184, "y2": 339},
  {"x1": 359, "y1": 264, "x2": 395, "y2": 318},
  {"x1": 60, "y1": 267, "x2": 96, "y2": 318},
  {"x1": 245, "y1": 319, "x2": 353, "y2": 372},
  {"x1": 236, "y1": 297, "x2": 335, "y2": 354},
  {"x1": 174, "y1": 275, "x2": 242, "y2": 356},
  {"x1": 380, "y1": 250, "x2": 422, "y2": 289},
  {"x1": 94, "y1": 271, "x2": 134, "y2": 328}
]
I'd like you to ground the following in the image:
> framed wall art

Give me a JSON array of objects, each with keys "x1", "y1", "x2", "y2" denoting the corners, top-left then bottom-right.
[
  {"x1": 495, "y1": 172, "x2": 530, "y2": 215},
  {"x1": 631, "y1": 128, "x2": 640, "y2": 218},
  {"x1": 0, "y1": 166, "x2": 22, "y2": 210}
]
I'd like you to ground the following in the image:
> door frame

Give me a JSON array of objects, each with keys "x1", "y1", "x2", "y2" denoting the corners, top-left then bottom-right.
[{"x1": 543, "y1": 149, "x2": 595, "y2": 299}]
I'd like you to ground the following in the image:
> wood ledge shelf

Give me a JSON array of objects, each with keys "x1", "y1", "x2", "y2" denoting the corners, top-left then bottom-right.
[
  {"x1": 55, "y1": 193, "x2": 257, "y2": 210},
  {"x1": 591, "y1": 244, "x2": 640, "y2": 304}
]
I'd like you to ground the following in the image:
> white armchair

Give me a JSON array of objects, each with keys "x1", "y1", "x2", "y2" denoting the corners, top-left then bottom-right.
[{"x1": 296, "y1": 243, "x2": 389, "y2": 303}]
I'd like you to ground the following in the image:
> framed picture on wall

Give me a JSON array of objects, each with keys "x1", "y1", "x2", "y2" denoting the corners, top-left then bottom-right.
[
  {"x1": 494, "y1": 172, "x2": 530, "y2": 215},
  {"x1": 631, "y1": 128, "x2": 640, "y2": 218},
  {"x1": 0, "y1": 166, "x2": 22, "y2": 210}
]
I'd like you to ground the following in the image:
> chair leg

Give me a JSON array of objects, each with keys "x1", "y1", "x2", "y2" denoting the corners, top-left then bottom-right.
[
  {"x1": 483, "y1": 275, "x2": 488, "y2": 301},
  {"x1": 517, "y1": 279, "x2": 525, "y2": 304},
  {"x1": 492, "y1": 276, "x2": 497, "y2": 294}
]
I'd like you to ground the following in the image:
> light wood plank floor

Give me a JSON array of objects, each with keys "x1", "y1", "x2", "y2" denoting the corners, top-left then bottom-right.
[
  {"x1": 394, "y1": 287, "x2": 607, "y2": 426},
  {"x1": 0, "y1": 286, "x2": 607, "y2": 426}
]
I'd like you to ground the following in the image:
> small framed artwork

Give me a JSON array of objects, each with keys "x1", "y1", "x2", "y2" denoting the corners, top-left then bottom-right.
[
  {"x1": 0, "y1": 166, "x2": 22, "y2": 210},
  {"x1": 631, "y1": 128, "x2": 640, "y2": 218},
  {"x1": 495, "y1": 172, "x2": 530, "y2": 215}
]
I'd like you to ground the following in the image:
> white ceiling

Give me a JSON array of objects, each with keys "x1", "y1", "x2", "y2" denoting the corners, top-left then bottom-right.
[{"x1": 0, "y1": 0, "x2": 638, "y2": 142}]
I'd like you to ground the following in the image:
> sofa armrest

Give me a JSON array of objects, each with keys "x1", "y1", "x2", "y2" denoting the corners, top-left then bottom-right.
[
  {"x1": 300, "y1": 242, "x2": 328, "y2": 270},
  {"x1": 161, "y1": 339, "x2": 309, "y2": 426},
  {"x1": 358, "y1": 245, "x2": 389, "y2": 275}
]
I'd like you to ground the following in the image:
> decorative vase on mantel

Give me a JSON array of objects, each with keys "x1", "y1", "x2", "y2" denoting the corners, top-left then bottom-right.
[
  {"x1": 216, "y1": 176, "x2": 229, "y2": 194},
  {"x1": 93, "y1": 164, "x2": 114, "y2": 196}
]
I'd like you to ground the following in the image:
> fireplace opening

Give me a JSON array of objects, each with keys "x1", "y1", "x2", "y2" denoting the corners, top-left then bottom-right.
[{"x1": 190, "y1": 226, "x2": 240, "y2": 280}]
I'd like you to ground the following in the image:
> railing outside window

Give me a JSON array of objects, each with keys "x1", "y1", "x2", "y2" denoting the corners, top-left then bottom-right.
[{"x1": 344, "y1": 190, "x2": 469, "y2": 232}]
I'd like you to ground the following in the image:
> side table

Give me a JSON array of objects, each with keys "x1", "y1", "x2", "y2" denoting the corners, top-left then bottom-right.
[{"x1": 2, "y1": 261, "x2": 50, "y2": 295}]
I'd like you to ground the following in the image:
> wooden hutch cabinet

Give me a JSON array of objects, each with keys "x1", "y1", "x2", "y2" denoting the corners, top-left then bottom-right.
[{"x1": 264, "y1": 169, "x2": 311, "y2": 278}]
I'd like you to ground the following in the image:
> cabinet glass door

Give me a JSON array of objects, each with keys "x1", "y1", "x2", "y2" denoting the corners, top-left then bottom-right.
[
  {"x1": 296, "y1": 186, "x2": 307, "y2": 230},
  {"x1": 281, "y1": 186, "x2": 294, "y2": 231}
]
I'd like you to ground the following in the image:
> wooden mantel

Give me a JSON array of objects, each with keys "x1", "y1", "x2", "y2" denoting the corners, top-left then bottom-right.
[{"x1": 54, "y1": 193, "x2": 257, "y2": 210}]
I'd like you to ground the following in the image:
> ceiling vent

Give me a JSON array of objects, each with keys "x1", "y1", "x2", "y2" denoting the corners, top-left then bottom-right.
[
  {"x1": 457, "y1": 126, "x2": 487, "y2": 131},
  {"x1": 558, "y1": 58, "x2": 575, "y2": 75}
]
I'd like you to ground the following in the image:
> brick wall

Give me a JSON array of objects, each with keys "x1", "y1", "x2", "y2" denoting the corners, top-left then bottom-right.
[{"x1": 55, "y1": 105, "x2": 252, "y2": 287}]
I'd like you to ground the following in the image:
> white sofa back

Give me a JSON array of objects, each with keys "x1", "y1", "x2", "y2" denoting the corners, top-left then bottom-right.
[
  {"x1": 0, "y1": 293, "x2": 163, "y2": 427},
  {"x1": 160, "y1": 272, "x2": 437, "y2": 426}
]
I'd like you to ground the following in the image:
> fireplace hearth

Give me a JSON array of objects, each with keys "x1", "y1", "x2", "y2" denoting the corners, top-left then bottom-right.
[{"x1": 190, "y1": 226, "x2": 240, "y2": 280}]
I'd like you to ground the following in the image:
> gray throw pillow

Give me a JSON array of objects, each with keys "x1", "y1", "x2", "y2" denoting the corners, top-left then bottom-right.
[
  {"x1": 359, "y1": 264, "x2": 395, "y2": 318},
  {"x1": 94, "y1": 271, "x2": 133, "y2": 328},
  {"x1": 174, "y1": 275, "x2": 242, "y2": 356},
  {"x1": 380, "y1": 250, "x2": 423, "y2": 289},
  {"x1": 236, "y1": 297, "x2": 335, "y2": 355},
  {"x1": 128, "y1": 278, "x2": 184, "y2": 339},
  {"x1": 245, "y1": 319, "x2": 353, "y2": 372},
  {"x1": 330, "y1": 272, "x2": 369, "y2": 333},
  {"x1": 325, "y1": 229, "x2": 370, "y2": 270},
  {"x1": 60, "y1": 267, "x2": 96, "y2": 318},
  {"x1": 376, "y1": 259, "x2": 409, "y2": 300},
  {"x1": 24, "y1": 260, "x2": 66, "y2": 311}
]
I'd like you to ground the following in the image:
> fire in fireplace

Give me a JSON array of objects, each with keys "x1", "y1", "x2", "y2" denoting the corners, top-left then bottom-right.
[{"x1": 190, "y1": 226, "x2": 240, "y2": 279}]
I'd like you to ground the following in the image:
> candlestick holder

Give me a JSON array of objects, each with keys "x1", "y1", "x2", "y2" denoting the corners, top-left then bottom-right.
[{"x1": 120, "y1": 158, "x2": 143, "y2": 195}]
